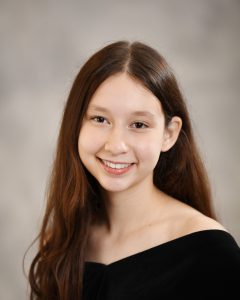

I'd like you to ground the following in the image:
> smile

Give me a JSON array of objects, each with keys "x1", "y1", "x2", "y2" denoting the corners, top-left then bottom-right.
[
  {"x1": 98, "y1": 158, "x2": 135, "y2": 175},
  {"x1": 101, "y1": 159, "x2": 132, "y2": 169}
]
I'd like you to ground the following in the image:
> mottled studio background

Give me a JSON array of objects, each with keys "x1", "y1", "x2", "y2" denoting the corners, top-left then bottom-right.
[{"x1": 0, "y1": 0, "x2": 239, "y2": 299}]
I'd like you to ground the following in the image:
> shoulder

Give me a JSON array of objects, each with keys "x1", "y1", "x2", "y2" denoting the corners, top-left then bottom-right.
[
  {"x1": 181, "y1": 211, "x2": 227, "y2": 234},
  {"x1": 165, "y1": 200, "x2": 240, "y2": 266},
  {"x1": 165, "y1": 197, "x2": 228, "y2": 237}
]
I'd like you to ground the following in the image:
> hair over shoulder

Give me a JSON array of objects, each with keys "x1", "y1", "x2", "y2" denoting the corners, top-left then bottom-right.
[{"x1": 25, "y1": 40, "x2": 216, "y2": 300}]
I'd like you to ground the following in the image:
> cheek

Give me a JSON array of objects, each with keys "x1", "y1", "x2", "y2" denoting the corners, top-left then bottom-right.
[
  {"x1": 78, "y1": 125, "x2": 102, "y2": 156},
  {"x1": 136, "y1": 135, "x2": 162, "y2": 164}
]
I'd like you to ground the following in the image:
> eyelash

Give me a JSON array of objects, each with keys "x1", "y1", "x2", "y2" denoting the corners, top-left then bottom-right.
[{"x1": 89, "y1": 115, "x2": 149, "y2": 129}]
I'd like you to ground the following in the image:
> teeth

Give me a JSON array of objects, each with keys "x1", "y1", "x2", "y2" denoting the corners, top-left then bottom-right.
[{"x1": 102, "y1": 159, "x2": 131, "y2": 169}]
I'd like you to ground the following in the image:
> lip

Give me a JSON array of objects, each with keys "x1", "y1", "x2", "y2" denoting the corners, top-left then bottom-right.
[
  {"x1": 97, "y1": 158, "x2": 135, "y2": 175},
  {"x1": 98, "y1": 158, "x2": 135, "y2": 164}
]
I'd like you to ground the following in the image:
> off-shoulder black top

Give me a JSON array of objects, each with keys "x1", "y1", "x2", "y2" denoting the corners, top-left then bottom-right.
[{"x1": 82, "y1": 229, "x2": 240, "y2": 299}]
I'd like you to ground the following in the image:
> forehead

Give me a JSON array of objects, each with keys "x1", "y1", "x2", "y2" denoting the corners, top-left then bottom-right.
[{"x1": 87, "y1": 73, "x2": 163, "y2": 117}]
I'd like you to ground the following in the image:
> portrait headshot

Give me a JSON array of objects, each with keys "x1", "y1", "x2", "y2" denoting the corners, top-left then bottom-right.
[{"x1": 1, "y1": 1, "x2": 240, "y2": 300}]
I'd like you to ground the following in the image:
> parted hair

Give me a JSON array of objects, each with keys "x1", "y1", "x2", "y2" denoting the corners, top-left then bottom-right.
[{"x1": 26, "y1": 40, "x2": 216, "y2": 300}]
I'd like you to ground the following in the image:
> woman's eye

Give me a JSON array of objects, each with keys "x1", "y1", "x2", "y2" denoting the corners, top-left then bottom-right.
[
  {"x1": 132, "y1": 122, "x2": 148, "y2": 129},
  {"x1": 90, "y1": 116, "x2": 108, "y2": 124},
  {"x1": 89, "y1": 116, "x2": 148, "y2": 129}
]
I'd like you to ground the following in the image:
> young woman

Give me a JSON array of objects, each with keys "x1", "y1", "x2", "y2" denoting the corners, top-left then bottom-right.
[{"x1": 27, "y1": 41, "x2": 240, "y2": 299}]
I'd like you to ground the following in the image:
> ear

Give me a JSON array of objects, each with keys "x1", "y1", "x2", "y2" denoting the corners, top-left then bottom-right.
[{"x1": 161, "y1": 116, "x2": 182, "y2": 152}]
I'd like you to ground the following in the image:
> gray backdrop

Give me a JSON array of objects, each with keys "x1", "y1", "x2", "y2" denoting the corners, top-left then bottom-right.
[{"x1": 1, "y1": 0, "x2": 239, "y2": 299}]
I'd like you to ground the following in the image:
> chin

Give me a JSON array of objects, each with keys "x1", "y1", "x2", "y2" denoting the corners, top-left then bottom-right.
[{"x1": 97, "y1": 180, "x2": 133, "y2": 193}]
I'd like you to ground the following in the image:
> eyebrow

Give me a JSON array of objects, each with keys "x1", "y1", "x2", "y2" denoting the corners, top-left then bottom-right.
[{"x1": 88, "y1": 105, "x2": 156, "y2": 119}]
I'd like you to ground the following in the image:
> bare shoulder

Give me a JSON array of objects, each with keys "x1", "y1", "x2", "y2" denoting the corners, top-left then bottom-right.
[
  {"x1": 182, "y1": 211, "x2": 228, "y2": 233},
  {"x1": 166, "y1": 198, "x2": 228, "y2": 237}
]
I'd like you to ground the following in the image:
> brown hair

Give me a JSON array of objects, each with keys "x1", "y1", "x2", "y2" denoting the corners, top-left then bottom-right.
[{"x1": 25, "y1": 40, "x2": 216, "y2": 299}]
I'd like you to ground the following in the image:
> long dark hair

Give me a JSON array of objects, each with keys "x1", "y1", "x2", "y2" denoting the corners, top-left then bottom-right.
[{"x1": 26, "y1": 40, "x2": 216, "y2": 299}]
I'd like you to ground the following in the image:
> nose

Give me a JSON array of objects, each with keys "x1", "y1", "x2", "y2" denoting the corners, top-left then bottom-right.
[{"x1": 104, "y1": 127, "x2": 129, "y2": 154}]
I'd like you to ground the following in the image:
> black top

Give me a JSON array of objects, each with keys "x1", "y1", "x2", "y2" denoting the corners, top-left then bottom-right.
[{"x1": 82, "y1": 230, "x2": 240, "y2": 299}]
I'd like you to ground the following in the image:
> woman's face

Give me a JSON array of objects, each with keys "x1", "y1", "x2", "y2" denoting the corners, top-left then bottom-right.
[{"x1": 78, "y1": 72, "x2": 168, "y2": 193}]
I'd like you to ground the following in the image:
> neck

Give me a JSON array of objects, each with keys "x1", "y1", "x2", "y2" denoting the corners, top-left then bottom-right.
[{"x1": 96, "y1": 178, "x2": 169, "y2": 242}]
